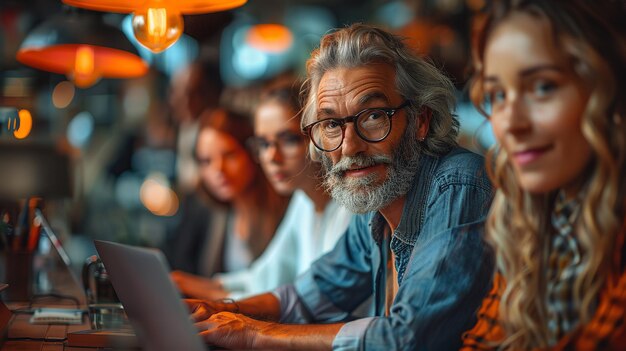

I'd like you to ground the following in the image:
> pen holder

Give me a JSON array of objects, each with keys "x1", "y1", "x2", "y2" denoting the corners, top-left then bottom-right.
[{"x1": 3, "y1": 250, "x2": 34, "y2": 302}]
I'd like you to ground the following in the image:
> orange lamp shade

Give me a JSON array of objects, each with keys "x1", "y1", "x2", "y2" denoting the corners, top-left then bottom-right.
[
  {"x1": 17, "y1": 44, "x2": 147, "y2": 87},
  {"x1": 16, "y1": 11, "x2": 149, "y2": 88},
  {"x1": 62, "y1": 0, "x2": 248, "y2": 52},
  {"x1": 62, "y1": 0, "x2": 247, "y2": 15},
  {"x1": 246, "y1": 24, "x2": 293, "y2": 53}
]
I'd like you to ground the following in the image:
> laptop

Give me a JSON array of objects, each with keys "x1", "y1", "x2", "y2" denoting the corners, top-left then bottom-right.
[
  {"x1": 36, "y1": 209, "x2": 72, "y2": 268},
  {"x1": 94, "y1": 240, "x2": 207, "y2": 351}
]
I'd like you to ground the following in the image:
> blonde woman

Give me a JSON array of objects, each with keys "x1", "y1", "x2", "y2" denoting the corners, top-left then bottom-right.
[{"x1": 462, "y1": 0, "x2": 626, "y2": 349}]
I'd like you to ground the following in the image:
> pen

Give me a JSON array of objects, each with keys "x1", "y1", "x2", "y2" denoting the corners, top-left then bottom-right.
[
  {"x1": 0, "y1": 210, "x2": 7, "y2": 251},
  {"x1": 28, "y1": 215, "x2": 41, "y2": 251},
  {"x1": 14, "y1": 198, "x2": 30, "y2": 251},
  {"x1": 26, "y1": 198, "x2": 41, "y2": 251},
  {"x1": 2, "y1": 211, "x2": 14, "y2": 249}
]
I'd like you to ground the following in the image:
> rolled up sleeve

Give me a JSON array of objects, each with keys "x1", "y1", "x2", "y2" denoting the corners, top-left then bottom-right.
[
  {"x1": 333, "y1": 318, "x2": 376, "y2": 350},
  {"x1": 274, "y1": 215, "x2": 375, "y2": 324}
]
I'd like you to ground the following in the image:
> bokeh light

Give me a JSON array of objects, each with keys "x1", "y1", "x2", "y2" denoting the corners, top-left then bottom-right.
[
  {"x1": 52, "y1": 81, "x2": 76, "y2": 109},
  {"x1": 140, "y1": 173, "x2": 179, "y2": 216}
]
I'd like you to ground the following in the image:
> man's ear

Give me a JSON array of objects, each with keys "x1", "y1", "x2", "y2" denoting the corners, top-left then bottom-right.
[
  {"x1": 308, "y1": 142, "x2": 322, "y2": 162},
  {"x1": 416, "y1": 107, "x2": 432, "y2": 141}
]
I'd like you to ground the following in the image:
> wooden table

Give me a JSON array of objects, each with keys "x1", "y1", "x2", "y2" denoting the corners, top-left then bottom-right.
[{"x1": 1, "y1": 253, "x2": 137, "y2": 350}]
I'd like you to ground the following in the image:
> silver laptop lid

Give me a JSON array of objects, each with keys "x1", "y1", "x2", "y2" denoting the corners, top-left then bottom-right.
[{"x1": 94, "y1": 240, "x2": 206, "y2": 351}]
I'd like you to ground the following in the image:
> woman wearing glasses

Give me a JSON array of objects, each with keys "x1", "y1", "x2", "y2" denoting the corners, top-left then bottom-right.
[
  {"x1": 172, "y1": 83, "x2": 353, "y2": 300},
  {"x1": 167, "y1": 108, "x2": 290, "y2": 288},
  {"x1": 462, "y1": 0, "x2": 626, "y2": 349}
]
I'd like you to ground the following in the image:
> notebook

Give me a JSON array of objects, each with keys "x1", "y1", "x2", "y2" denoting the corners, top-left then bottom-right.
[{"x1": 94, "y1": 240, "x2": 207, "y2": 351}]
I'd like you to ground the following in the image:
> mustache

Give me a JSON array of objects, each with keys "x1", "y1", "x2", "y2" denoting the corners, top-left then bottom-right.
[{"x1": 326, "y1": 154, "x2": 393, "y2": 177}]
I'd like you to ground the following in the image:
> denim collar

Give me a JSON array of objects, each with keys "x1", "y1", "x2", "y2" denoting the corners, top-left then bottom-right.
[{"x1": 370, "y1": 153, "x2": 439, "y2": 245}]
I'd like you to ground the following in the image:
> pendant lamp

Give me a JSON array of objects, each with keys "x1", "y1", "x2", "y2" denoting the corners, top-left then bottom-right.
[
  {"x1": 246, "y1": 23, "x2": 293, "y2": 53},
  {"x1": 62, "y1": 0, "x2": 247, "y2": 53},
  {"x1": 16, "y1": 10, "x2": 148, "y2": 88}
]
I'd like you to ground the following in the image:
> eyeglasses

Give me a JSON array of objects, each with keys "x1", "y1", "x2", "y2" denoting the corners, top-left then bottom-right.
[
  {"x1": 302, "y1": 100, "x2": 411, "y2": 152},
  {"x1": 248, "y1": 131, "x2": 305, "y2": 159}
]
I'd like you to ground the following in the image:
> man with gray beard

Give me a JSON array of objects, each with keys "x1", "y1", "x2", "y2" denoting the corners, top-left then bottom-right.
[
  {"x1": 185, "y1": 24, "x2": 494, "y2": 351},
  {"x1": 320, "y1": 115, "x2": 422, "y2": 214}
]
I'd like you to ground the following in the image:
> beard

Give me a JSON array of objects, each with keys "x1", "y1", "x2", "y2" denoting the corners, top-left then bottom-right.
[{"x1": 321, "y1": 122, "x2": 423, "y2": 214}]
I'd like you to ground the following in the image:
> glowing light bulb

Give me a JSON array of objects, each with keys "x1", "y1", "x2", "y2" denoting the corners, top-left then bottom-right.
[
  {"x1": 71, "y1": 45, "x2": 101, "y2": 88},
  {"x1": 132, "y1": 6, "x2": 183, "y2": 53}
]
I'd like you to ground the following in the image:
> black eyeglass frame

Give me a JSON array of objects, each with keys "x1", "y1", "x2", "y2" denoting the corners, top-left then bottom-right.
[{"x1": 302, "y1": 100, "x2": 412, "y2": 152}]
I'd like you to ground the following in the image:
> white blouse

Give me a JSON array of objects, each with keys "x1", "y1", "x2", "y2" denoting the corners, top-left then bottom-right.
[{"x1": 216, "y1": 190, "x2": 353, "y2": 298}]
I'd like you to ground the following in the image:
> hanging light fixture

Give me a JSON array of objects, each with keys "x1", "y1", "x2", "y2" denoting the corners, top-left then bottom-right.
[
  {"x1": 16, "y1": 10, "x2": 148, "y2": 88},
  {"x1": 61, "y1": 0, "x2": 247, "y2": 53},
  {"x1": 239, "y1": 0, "x2": 292, "y2": 54},
  {"x1": 246, "y1": 23, "x2": 293, "y2": 53}
]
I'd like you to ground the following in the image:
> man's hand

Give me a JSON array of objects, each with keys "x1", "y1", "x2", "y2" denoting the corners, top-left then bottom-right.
[
  {"x1": 185, "y1": 293, "x2": 340, "y2": 350},
  {"x1": 171, "y1": 270, "x2": 228, "y2": 300},
  {"x1": 196, "y1": 312, "x2": 270, "y2": 349},
  {"x1": 185, "y1": 299, "x2": 235, "y2": 321}
]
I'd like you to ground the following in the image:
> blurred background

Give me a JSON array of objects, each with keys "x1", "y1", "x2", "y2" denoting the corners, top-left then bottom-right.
[{"x1": 0, "y1": 0, "x2": 495, "y2": 274}]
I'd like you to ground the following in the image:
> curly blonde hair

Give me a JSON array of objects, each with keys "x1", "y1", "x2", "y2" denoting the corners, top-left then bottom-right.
[{"x1": 469, "y1": 0, "x2": 626, "y2": 349}]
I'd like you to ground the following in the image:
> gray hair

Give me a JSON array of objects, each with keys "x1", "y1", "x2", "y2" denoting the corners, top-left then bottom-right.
[{"x1": 301, "y1": 23, "x2": 459, "y2": 159}]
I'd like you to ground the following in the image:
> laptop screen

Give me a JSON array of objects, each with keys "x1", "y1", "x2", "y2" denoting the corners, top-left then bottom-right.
[
  {"x1": 95, "y1": 240, "x2": 207, "y2": 351},
  {"x1": 36, "y1": 209, "x2": 71, "y2": 267}
]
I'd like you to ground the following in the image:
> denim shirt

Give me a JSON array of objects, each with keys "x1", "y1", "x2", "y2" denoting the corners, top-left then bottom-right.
[{"x1": 274, "y1": 147, "x2": 494, "y2": 351}]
